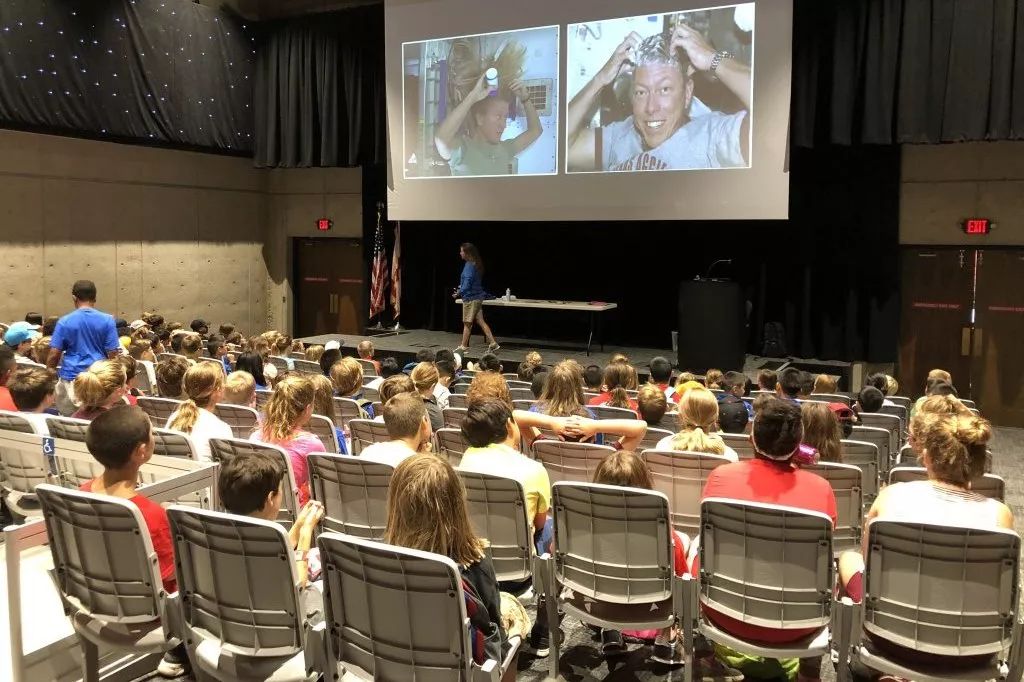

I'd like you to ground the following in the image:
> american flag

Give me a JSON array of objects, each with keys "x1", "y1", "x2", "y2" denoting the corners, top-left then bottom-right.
[
  {"x1": 369, "y1": 212, "x2": 388, "y2": 319},
  {"x1": 390, "y1": 222, "x2": 402, "y2": 319}
]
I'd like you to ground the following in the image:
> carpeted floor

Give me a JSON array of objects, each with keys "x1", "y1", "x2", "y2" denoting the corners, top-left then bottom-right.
[{"x1": 139, "y1": 426, "x2": 1024, "y2": 682}]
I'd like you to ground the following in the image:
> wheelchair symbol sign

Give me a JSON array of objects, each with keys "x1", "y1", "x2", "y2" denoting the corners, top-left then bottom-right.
[{"x1": 43, "y1": 437, "x2": 55, "y2": 456}]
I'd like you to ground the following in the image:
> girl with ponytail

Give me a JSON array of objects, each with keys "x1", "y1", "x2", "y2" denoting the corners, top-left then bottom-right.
[
  {"x1": 587, "y1": 363, "x2": 640, "y2": 412},
  {"x1": 166, "y1": 363, "x2": 232, "y2": 462},
  {"x1": 250, "y1": 375, "x2": 325, "y2": 505},
  {"x1": 656, "y1": 387, "x2": 738, "y2": 461},
  {"x1": 72, "y1": 360, "x2": 128, "y2": 421}
]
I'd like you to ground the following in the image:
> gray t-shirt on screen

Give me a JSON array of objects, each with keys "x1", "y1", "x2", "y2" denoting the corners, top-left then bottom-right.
[
  {"x1": 449, "y1": 137, "x2": 516, "y2": 176},
  {"x1": 601, "y1": 99, "x2": 747, "y2": 172}
]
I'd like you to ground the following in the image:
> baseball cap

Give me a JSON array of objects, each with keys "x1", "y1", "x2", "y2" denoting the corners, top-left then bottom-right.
[
  {"x1": 115, "y1": 318, "x2": 129, "y2": 330},
  {"x1": 5, "y1": 321, "x2": 41, "y2": 346},
  {"x1": 324, "y1": 339, "x2": 343, "y2": 351},
  {"x1": 129, "y1": 319, "x2": 148, "y2": 331}
]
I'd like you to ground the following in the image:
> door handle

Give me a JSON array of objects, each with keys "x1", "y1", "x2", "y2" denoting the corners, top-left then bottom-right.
[
  {"x1": 329, "y1": 294, "x2": 336, "y2": 314},
  {"x1": 961, "y1": 327, "x2": 971, "y2": 356},
  {"x1": 973, "y1": 327, "x2": 983, "y2": 357}
]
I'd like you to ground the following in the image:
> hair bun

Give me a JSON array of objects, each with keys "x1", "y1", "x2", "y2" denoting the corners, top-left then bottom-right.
[{"x1": 956, "y1": 415, "x2": 992, "y2": 447}]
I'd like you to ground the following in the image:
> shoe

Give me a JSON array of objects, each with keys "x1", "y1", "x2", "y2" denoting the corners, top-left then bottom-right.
[
  {"x1": 600, "y1": 629, "x2": 627, "y2": 655},
  {"x1": 487, "y1": 342, "x2": 500, "y2": 352},
  {"x1": 454, "y1": 346, "x2": 468, "y2": 355},
  {"x1": 692, "y1": 654, "x2": 745, "y2": 681},
  {"x1": 529, "y1": 623, "x2": 550, "y2": 657},
  {"x1": 156, "y1": 646, "x2": 189, "y2": 678},
  {"x1": 651, "y1": 634, "x2": 684, "y2": 667}
]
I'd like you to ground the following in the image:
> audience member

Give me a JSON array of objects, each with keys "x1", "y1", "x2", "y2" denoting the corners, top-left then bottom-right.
[
  {"x1": 582, "y1": 364, "x2": 603, "y2": 391},
  {"x1": 717, "y1": 400, "x2": 749, "y2": 434},
  {"x1": 31, "y1": 334, "x2": 52, "y2": 365},
  {"x1": 217, "y1": 450, "x2": 325, "y2": 586},
  {"x1": 865, "y1": 372, "x2": 895, "y2": 406},
  {"x1": 476, "y1": 352, "x2": 502, "y2": 373},
  {"x1": 330, "y1": 357, "x2": 374, "y2": 417},
  {"x1": 466, "y1": 370, "x2": 513, "y2": 409},
  {"x1": 756, "y1": 369, "x2": 777, "y2": 392},
  {"x1": 155, "y1": 355, "x2": 190, "y2": 399},
  {"x1": 357, "y1": 340, "x2": 381, "y2": 374},
  {"x1": 250, "y1": 376, "x2": 324, "y2": 505},
  {"x1": 704, "y1": 368, "x2": 724, "y2": 390},
  {"x1": 113, "y1": 355, "x2": 141, "y2": 403},
  {"x1": 533, "y1": 361, "x2": 595, "y2": 420},
  {"x1": 234, "y1": 352, "x2": 268, "y2": 390},
  {"x1": 636, "y1": 384, "x2": 669, "y2": 429},
  {"x1": 361, "y1": 393, "x2": 432, "y2": 466},
  {"x1": 206, "y1": 335, "x2": 230, "y2": 373},
  {"x1": 376, "y1": 374, "x2": 416, "y2": 418},
  {"x1": 385, "y1": 453, "x2": 515, "y2": 662},
  {"x1": 856, "y1": 386, "x2": 884, "y2": 414},
  {"x1": 909, "y1": 369, "x2": 954, "y2": 419},
  {"x1": 318, "y1": 347, "x2": 342, "y2": 377},
  {"x1": 403, "y1": 348, "x2": 435, "y2": 374},
  {"x1": 190, "y1": 319, "x2": 209, "y2": 337},
  {"x1": 434, "y1": 359, "x2": 455, "y2": 409},
  {"x1": 648, "y1": 356, "x2": 674, "y2": 399},
  {"x1": 47, "y1": 280, "x2": 121, "y2": 416},
  {"x1": 719, "y1": 370, "x2": 753, "y2": 419},
  {"x1": 410, "y1": 362, "x2": 444, "y2": 430},
  {"x1": 775, "y1": 367, "x2": 802, "y2": 402},
  {"x1": 828, "y1": 402, "x2": 858, "y2": 438},
  {"x1": 24, "y1": 312, "x2": 43, "y2": 326},
  {"x1": 610, "y1": 353, "x2": 629, "y2": 365},
  {"x1": 5, "y1": 321, "x2": 41, "y2": 363},
  {"x1": 0, "y1": 347, "x2": 18, "y2": 411},
  {"x1": 222, "y1": 370, "x2": 256, "y2": 409},
  {"x1": 525, "y1": 350, "x2": 543, "y2": 366},
  {"x1": 42, "y1": 315, "x2": 59, "y2": 337},
  {"x1": 517, "y1": 360, "x2": 539, "y2": 382},
  {"x1": 700, "y1": 398, "x2": 836, "y2": 681},
  {"x1": 588, "y1": 363, "x2": 639, "y2": 411},
  {"x1": 180, "y1": 333, "x2": 203, "y2": 362},
  {"x1": 797, "y1": 371, "x2": 816, "y2": 398},
  {"x1": 801, "y1": 402, "x2": 842, "y2": 463},
  {"x1": 530, "y1": 369, "x2": 549, "y2": 399},
  {"x1": 657, "y1": 387, "x2": 737, "y2": 460},
  {"x1": 884, "y1": 374, "x2": 899, "y2": 397},
  {"x1": 166, "y1": 363, "x2": 232, "y2": 462},
  {"x1": 7, "y1": 366, "x2": 58, "y2": 433},
  {"x1": 305, "y1": 344, "x2": 325, "y2": 363},
  {"x1": 72, "y1": 360, "x2": 128, "y2": 421},
  {"x1": 308, "y1": 373, "x2": 347, "y2": 454},
  {"x1": 812, "y1": 374, "x2": 837, "y2": 394}
]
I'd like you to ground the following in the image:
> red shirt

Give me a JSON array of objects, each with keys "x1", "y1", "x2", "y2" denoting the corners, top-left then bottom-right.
[
  {"x1": 698, "y1": 458, "x2": 836, "y2": 644},
  {"x1": 586, "y1": 392, "x2": 639, "y2": 413},
  {"x1": 80, "y1": 481, "x2": 177, "y2": 593},
  {"x1": 0, "y1": 386, "x2": 16, "y2": 411}
]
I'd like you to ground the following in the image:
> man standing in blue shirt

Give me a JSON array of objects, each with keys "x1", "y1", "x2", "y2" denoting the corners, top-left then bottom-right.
[{"x1": 46, "y1": 280, "x2": 121, "y2": 416}]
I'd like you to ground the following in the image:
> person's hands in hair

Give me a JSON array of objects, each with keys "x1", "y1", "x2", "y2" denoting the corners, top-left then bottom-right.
[
  {"x1": 509, "y1": 78, "x2": 531, "y2": 105},
  {"x1": 598, "y1": 31, "x2": 641, "y2": 87},
  {"x1": 670, "y1": 23, "x2": 716, "y2": 72},
  {"x1": 468, "y1": 72, "x2": 490, "y2": 104}
]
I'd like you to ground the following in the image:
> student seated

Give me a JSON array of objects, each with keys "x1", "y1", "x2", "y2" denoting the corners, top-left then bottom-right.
[
  {"x1": 221, "y1": 370, "x2": 257, "y2": 409},
  {"x1": 360, "y1": 393, "x2": 432, "y2": 467},
  {"x1": 466, "y1": 371, "x2": 513, "y2": 409},
  {"x1": 434, "y1": 359, "x2": 455, "y2": 409},
  {"x1": 524, "y1": 350, "x2": 542, "y2": 366},
  {"x1": 166, "y1": 363, "x2": 233, "y2": 462},
  {"x1": 582, "y1": 364, "x2": 603, "y2": 392},
  {"x1": 864, "y1": 372, "x2": 896, "y2": 407},
  {"x1": 699, "y1": 398, "x2": 836, "y2": 682},
  {"x1": 587, "y1": 363, "x2": 639, "y2": 412},
  {"x1": 217, "y1": 450, "x2": 325, "y2": 585},
  {"x1": 801, "y1": 402, "x2": 842, "y2": 463},
  {"x1": 717, "y1": 400, "x2": 749, "y2": 434},
  {"x1": 329, "y1": 357, "x2": 374, "y2": 417},
  {"x1": 855, "y1": 386, "x2": 884, "y2": 414},
  {"x1": 385, "y1": 453, "x2": 523, "y2": 665},
  {"x1": 531, "y1": 360, "x2": 595, "y2": 418},
  {"x1": 812, "y1": 373, "x2": 837, "y2": 394},
  {"x1": 72, "y1": 360, "x2": 128, "y2": 421},
  {"x1": 516, "y1": 360, "x2": 539, "y2": 382},
  {"x1": 234, "y1": 351, "x2": 268, "y2": 391},
  {"x1": 7, "y1": 366, "x2": 58, "y2": 433},
  {"x1": 356, "y1": 340, "x2": 381, "y2": 375},
  {"x1": 304, "y1": 344, "x2": 325, "y2": 364},
  {"x1": 403, "y1": 348, "x2": 436, "y2": 374},
  {"x1": 775, "y1": 367, "x2": 802, "y2": 403},
  {"x1": 636, "y1": 384, "x2": 669, "y2": 429},
  {"x1": 309, "y1": 374, "x2": 347, "y2": 454},
  {"x1": 909, "y1": 368, "x2": 954, "y2": 419},
  {"x1": 79, "y1": 406, "x2": 186, "y2": 677},
  {"x1": 703, "y1": 368, "x2": 724, "y2": 390},
  {"x1": 719, "y1": 371, "x2": 753, "y2": 419},
  {"x1": 476, "y1": 352, "x2": 502, "y2": 373},
  {"x1": 114, "y1": 355, "x2": 144, "y2": 401},
  {"x1": 250, "y1": 376, "x2": 325, "y2": 505},
  {"x1": 366, "y1": 356, "x2": 401, "y2": 392},
  {"x1": 207, "y1": 335, "x2": 231, "y2": 374},
  {"x1": 0, "y1": 347, "x2": 16, "y2": 411},
  {"x1": 373, "y1": 374, "x2": 416, "y2": 424},
  {"x1": 648, "y1": 356, "x2": 674, "y2": 399},
  {"x1": 530, "y1": 368, "x2": 548, "y2": 399},
  {"x1": 156, "y1": 355, "x2": 190, "y2": 399},
  {"x1": 657, "y1": 388, "x2": 738, "y2": 461},
  {"x1": 410, "y1": 362, "x2": 444, "y2": 430},
  {"x1": 179, "y1": 333, "x2": 203, "y2": 363},
  {"x1": 756, "y1": 369, "x2": 777, "y2": 392}
]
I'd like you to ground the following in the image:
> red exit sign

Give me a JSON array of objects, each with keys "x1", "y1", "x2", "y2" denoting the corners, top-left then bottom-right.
[
  {"x1": 962, "y1": 218, "x2": 991, "y2": 235},
  {"x1": 316, "y1": 218, "x2": 333, "y2": 232}
]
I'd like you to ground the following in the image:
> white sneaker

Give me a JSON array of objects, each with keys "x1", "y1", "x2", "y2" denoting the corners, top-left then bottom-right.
[{"x1": 156, "y1": 649, "x2": 187, "y2": 678}]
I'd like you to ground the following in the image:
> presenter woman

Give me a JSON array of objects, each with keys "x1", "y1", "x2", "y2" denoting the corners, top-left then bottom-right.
[{"x1": 453, "y1": 243, "x2": 499, "y2": 354}]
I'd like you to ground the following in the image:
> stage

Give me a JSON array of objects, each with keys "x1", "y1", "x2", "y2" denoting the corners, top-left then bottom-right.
[{"x1": 297, "y1": 327, "x2": 857, "y2": 385}]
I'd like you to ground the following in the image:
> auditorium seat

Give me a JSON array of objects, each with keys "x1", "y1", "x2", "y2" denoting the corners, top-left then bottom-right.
[
  {"x1": 45, "y1": 416, "x2": 100, "y2": 486},
  {"x1": 213, "y1": 403, "x2": 259, "y2": 439},
  {"x1": 835, "y1": 520, "x2": 1022, "y2": 682},
  {"x1": 888, "y1": 466, "x2": 1005, "y2": 501},
  {"x1": 459, "y1": 470, "x2": 533, "y2": 583},
  {"x1": 682, "y1": 499, "x2": 835, "y2": 675},
  {"x1": 509, "y1": 387, "x2": 534, "y2": 402},
  {"x1": 960, "y1": 398, "x2": 977, "y2": 409},
  {"x1": 136, "y1": 359, "x2": 157, "y2": 394},
  {"x1": 208, "y1": 438, "x2": 299, "y2": 522},
  {"x1": 506, "y1": 379, "x2": 531, "y2": 389},
  {"x1": 858, "y1": 412, "x2": 901, "y2": 453},
  {"x1": 810, "y1": 393, "x2": 851, "y2": 406},
  {"x1": 804, "y1": 461, "x2": 864, "y2": 552},
  {"x1": 590, "y1": 404, "x2": 636, "y2": 420},
  {"x1": 887, "y1": 396, "x2": 912, "y2": 409},
  {"x1": 255, "y1": 389, "x2": 272, "y2": 411},
  {"x1": 0, "y1": 416, "x2": 49, "y2": 520},
  {"x1": 307, "y1": 453, "x2": 392, "y2": 539},
  {"x1": 267, "y1": 355, "x2": 291, "y2": 373},
  {"x1": 362, "y1": 385, "x2": 380, "y2": 402},
  {"x1": 307, "y1": 413, "x2": 341, "y2": 453},
  {"x1": 532, "y1": 440, "x2": 614, "y2": 484},
  {"x1": 292, "y1": 359, "x2": 322, "y2": 375},
  {"x1": 332, "y1": 397, "x2": 364, "y2": 434},
  {"x1": 878, "y1": 403, "x2": 907, "y2": 429},
  {"x1": 36, "y1": 484, "x2": 181, "y2": 682},
  {"x1": 721, "y1": 432, "x2": 755, "y2": 459},
  {"x1": 637, "y1": 426, "x2": 674, "y2": 450},
  {"x1": 447, "y1": 392, "x2": 468, "y2": 408},
  {"x1": 166, "y1": 506, "x2": 320, "y2": 682},
  {"x1": 137, "y1": 396, "x2": 184, "y2": 428},
  {"x1": 152, "y1": 428, "x2": 196, "y2": 460},
  {"x1": 849, "y1": 426, "x2": 891, "y2": 477},
  {"x1": 348, "y1": 418, "x2": 389, "y2": 455},
  {"x1": 641, "y1": 449, "x2": 731, "y2": 538},
  {"x1": 512, "y1": 399, "x2": 535, "y2": 410},
  {"x1": 289, "y1": 351, "x2": 306, "y2": 360},
  {"x1": 197, "y1": 356, "x2": 225, "y2": 373},
  {"x1": 0, "y1": 410, "x2": 36, "y2": 434},
  {"x1": 451, "y1": 382, "x2": 470, "y2": 396},
  {"x1": 840, "y1": 439, "x2": 882, "y2": 500},
  {"x1": 583, "y1": 391, "x2": 600, "y2": 402},
  {"x1": 316, "y1": 533, "x2": 520, "y2": 682},
  {"x1": 502, "y1": 373, "x2": 519, "y2": 381},
  {"x1": 537, "y1": 482, "x2": 677, "y2": 678},
  {"x1": 434, "y1": 427, "x2": 469, "y2": 467},
  {"x1": 442, "y1": 406, "x2": 467, "y2": 427},
  {"x1": 356, "y1": 358, "x2": 377, "y2": 377}
]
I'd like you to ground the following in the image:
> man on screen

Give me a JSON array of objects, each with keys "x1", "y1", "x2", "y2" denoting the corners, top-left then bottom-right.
[{"x1": 566, "y1": 25, "x2": 750, "y2": 172}]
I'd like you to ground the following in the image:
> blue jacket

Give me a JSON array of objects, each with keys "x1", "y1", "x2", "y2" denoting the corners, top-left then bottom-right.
[{"x1": 459, "y1": 262, "x2": 488, "y2": 302}]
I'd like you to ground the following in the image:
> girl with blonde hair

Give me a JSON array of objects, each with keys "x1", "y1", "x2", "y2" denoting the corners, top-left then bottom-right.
[
  {"x1": 72, "y1": 360, "x2": 128, "y2": 421},
  {"x1": 250, "y1": 375, "x2": 325, "y2": 505},
  {"x1": 308, "y1": 373, "x2": 347, "y2": 454},
  {"x1": 330, "y1": 357, "x2": 374, "y2": 417},
  {"x1": 385, "y1": 453, "x2": 521, "y2": 662},
  {"x1": 656, "y1": 387, "x2": 737, "y2": 461},
  {"x1": 166, "y1": 363, "x2": 233, "y2": 462},
  {"x1": 180, "y1": 333, "x2": 203, "y2": 362},
  {"x1": 535, "y1": 360, "x2": 594, "y2": 419},
  {"x1": 410, "y1": 362, "x2": 444, "y2": 430},
  {"x1": 800, "y1": 402, "x2": 842, "y2": 463}
]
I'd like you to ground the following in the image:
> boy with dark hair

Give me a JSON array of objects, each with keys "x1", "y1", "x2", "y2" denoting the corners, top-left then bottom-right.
[
  {"x1": 7, "y1": 366, "x2": 58, "y2": 433},
  {"x1": 24, "y1": 312, "x2": 43, "y2": 327},
  {"x1": 756, "y1": 369, "x2": 777, "y2": 392},
  {"x1": 798, "y1": 372, "x2": 815, "y2": 399},
  {"x1": 775, "y1": 367, "x2": 802, "y2": 401},
  {"x1": 583, "y1": 364, "x2": 603, "y2": 391},
  {"x1": 367, "y1": 356, "x2": 402, "y2": 392},
  {"x1": 360, "y1": 392, "x2": 432, "y2": 467},
  {"x1": 434, "y1": 359, "x2": 455, "y2": 409},
  {"x1": 719, "y1": 370, "x2": 754, "y2": 420},
  {"x1": 189, "y1": 319, "x2": 209, "y2": 337},
  {"x1": 856, "y1": 386, "x2": 884, "y2": 414},
  {"x1": 700, "y1": 398, "x2": 835, "y2": 679},
  {"x1": 648, "y1": 356, "x2": 674, "y2": 398},
  {"x1": 79, "y1": 405, "x2": 187, "y2": 677},
  {"x1": 530, "y1": 367, "x2": 549, "y2": 399},
  {"x1": 476, "y1": 352, "x2": 502, "y2": 373},
  {"x1": 207, "y1": 335, "x2": 231, "y2": 374},
  {"x1": 155, "y1": 356, "x2": 189, "y2": 399}
]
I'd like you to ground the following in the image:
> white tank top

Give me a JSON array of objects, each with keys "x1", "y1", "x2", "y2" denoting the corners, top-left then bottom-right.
[{"x1": 880, "y1": 480, "x2": 1003, "y2": 528}]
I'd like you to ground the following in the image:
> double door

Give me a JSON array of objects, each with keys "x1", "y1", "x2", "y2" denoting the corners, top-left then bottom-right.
[
  {"x1": 899, "y1": 248, "x2": 1024, "y2": 426},
  {"x1": 293, "y1": 238, "x2": 364, "y2": 337}
]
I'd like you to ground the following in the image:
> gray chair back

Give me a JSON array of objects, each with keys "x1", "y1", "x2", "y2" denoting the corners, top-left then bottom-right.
[
  {"x1": 46, "y1": 416, "x2": 99, "y2": 485},
  {"x1": 810, "y1": 393, "x2": 851, "y2": 405},
  {"x1": 638, "y1": 427, "x2": 674, "y2": 451},
  {"x1": 356, "y1": 358, "x2": 378, "y2": 377},
  {"x1": 268, "y1": 355, "x2": 291, "y2": 372},
  {"x1": 506, "y1": 380, "x2": 531, "y2": 389},
  {"x1": 307, "y1": 414, "x2": 341, "y2": 453},
  {"x1": 591, "y1": 404, "x2": 636, "y2": 420},
  {"x1": 292, "y1": 359, "x2": 321, "y2": 375},
  {"x1": 442, "y1": 407, "x2": 467, "y2": 427},
  {"x1": 888, "y1": 466, "x2": 1005, "y2": 501},
  {"x1": 840, "y1": 439, "x2": 882, "y2": 499},
  {"x1": 332, "y1": 396, "x2": 364, "y2": 433},
  {"x1": 308, "y1": 454, "x2": 393, "y2": 539},
  {"x1": 850, "y1": 426, "x2": 891, "y2": 472},
  {"x1": 641, "y1": 449, "x2": 731, "y2": 538},
  {"x1": 509, "y1": 387, "x2": 534, "y2": 402},
  {"x1": 152, "y1": 427, "x2": 196, "y2": 459},
  {"x1": 448, "y1": 392, "x2": 468, "y2": 407},
  {"x1": 207, "y1": 437, "x2": 299, "y2": 521},
  {"x1": 804, "y1": 461, "x2": 863, "y2": 551},
  {"x1": 137, "y1": 396, "x2": 183, "y2": 428},
  {"x1": 348, "y1": 418, "x2": 390, "y2": 455},
  {"x1": 721, "y1": 432, "x2": 755, "y2": 459},
  {"x1": 533, "y1": 440, "x2": 615, "y2": 484},
  {"x1": 857, "y1": 413, "x2": 901, "y2": 454},
  {"x1": 0, "y1": 418, "x2": 49, "y2": 500},
  {"x1": 212, "y1": 403, "x2": 259, "y2": 440},
  {"x1": 887, "y1": 395, "x2": 912, "y2": 409},
  {"x1": 255, "y1": 389, "x2": 272, "y2": 411},
  {"x1": 460, "y1": 470, "x2": 532, "y2": 583},
  {"x1": 362, "y1": 386, "x2": 380, "y2": 402},
  {"x1": 512, "y1": 399, "x2": 535, "y2": 411},
  {"x1": 0, "y1": 410, "x2": 36, "y2": 434},
  {"x1": 435, "y1": 427, "x2": 469, "y2": 467}
]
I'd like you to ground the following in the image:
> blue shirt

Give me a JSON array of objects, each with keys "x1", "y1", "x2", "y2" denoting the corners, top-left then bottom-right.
[
  {"x1": 50, "y1": 307, "x2": 120, "y2": 381},
  {"x1": 459, "y1": 262, "x2": 487, "y2": 302}
]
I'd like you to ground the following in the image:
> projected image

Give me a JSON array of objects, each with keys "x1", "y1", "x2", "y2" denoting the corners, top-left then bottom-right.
[
  {"x1": 566, "y1": 4, "x2": 754, "y2": 173},
  {"x1": 402, "y1": 26, "x2": 559, "y2": 179}
]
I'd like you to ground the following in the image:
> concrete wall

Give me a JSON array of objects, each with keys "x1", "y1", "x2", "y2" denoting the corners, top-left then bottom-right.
[
  {"x1": 264, "y1": 167, "x2": 363, "y2": 331},
  {"x1": 901, "y1": 141, "x2": 1024, "y2": 246}
]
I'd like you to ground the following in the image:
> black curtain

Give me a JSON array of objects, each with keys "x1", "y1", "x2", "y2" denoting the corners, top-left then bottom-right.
[
  {"x1": 793, "y1": 0, "x2": 1024, "y2": 146},
  {"x1": 374, "y1": 143, "x2": 901, "y2": 363},
  {"x1": 252, "y1": 5, "x2": 384, "y2": 168},
  {"x1": 0, "y1": 0, "x2": 254, "y2": 153}
]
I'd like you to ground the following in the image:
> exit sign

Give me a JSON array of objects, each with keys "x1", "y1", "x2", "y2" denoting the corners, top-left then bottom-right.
[
  {"x1": 316, "y1": 218, "x2": 333, "y2": 232},
  {"x1": 962, "y1": 218, "x2": 992, "y2": 235}
]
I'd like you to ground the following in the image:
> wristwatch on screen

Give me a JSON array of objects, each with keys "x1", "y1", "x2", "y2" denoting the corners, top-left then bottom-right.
[{"x1": 709, "y1": 50, "x2": 734, "y2": 79}]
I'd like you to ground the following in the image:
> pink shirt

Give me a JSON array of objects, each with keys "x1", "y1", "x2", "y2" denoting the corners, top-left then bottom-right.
[{"x1": 249, "y1": 430, "x2": 325, "y2": 505}]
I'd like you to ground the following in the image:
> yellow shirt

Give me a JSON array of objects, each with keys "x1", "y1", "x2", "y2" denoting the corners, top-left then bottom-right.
[{"x1": 459, "y1": 443, "x2": 551, "y2": 525}]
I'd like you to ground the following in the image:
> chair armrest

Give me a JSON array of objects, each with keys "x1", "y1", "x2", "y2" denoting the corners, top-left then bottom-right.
[
  {"x1": 472, "y1": 657, "x2": 499, "y2": 682},
  {"x1": 47, "y1": 568, "x2": 72, "y2": 617},
  {"x1": 305, "y1": 621, "x2": 328, "y2": 676}
]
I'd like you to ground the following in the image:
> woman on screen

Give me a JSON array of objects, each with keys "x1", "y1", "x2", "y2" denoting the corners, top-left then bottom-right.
[
  {"x1": 434, "y1": 40, "x2": 543, "y2": 176},
  {"x1": 452, "y1": 243, "x2": 499, "y2": 354}
]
